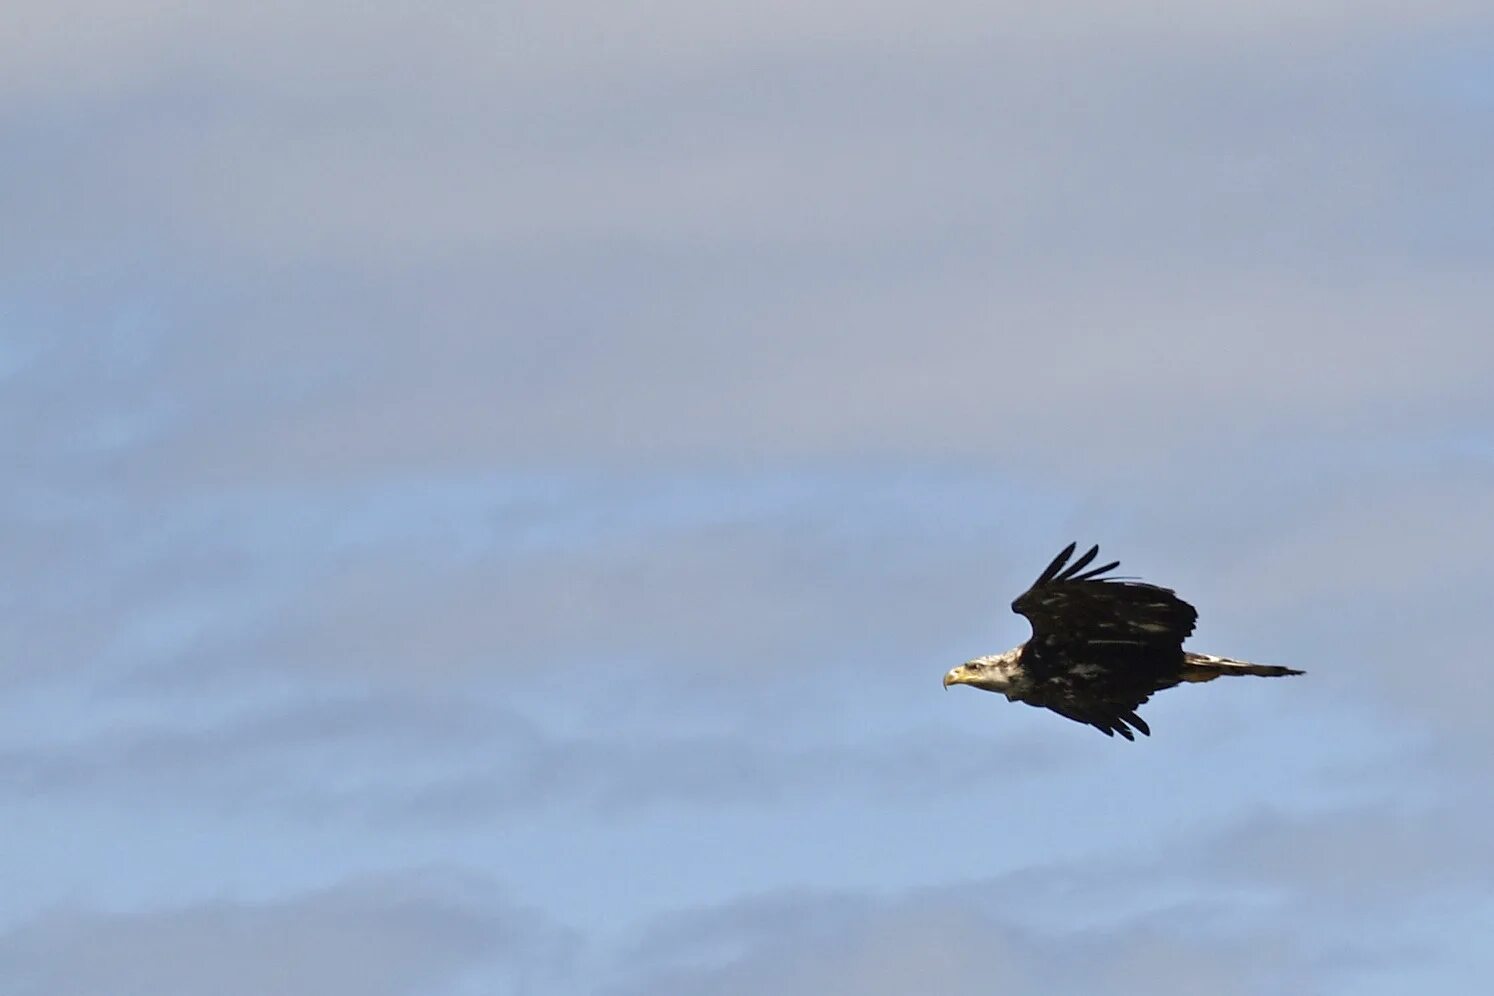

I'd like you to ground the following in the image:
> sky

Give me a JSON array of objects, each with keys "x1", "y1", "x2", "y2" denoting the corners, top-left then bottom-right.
[{"x1": 4, "y1": 1, "x2": 1494, "y2": 993}]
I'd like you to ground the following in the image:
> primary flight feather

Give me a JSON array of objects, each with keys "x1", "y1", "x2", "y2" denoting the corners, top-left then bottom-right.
[{"x1": 943, "y1": 543, "x2": 1303, "y2": 739}]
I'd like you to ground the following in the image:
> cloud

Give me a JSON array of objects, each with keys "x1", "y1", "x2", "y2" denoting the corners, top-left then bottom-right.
[
  {"x1": 616, "y1": 890, "x2": 1324, "y2": 996},
  {"x1": 8, "y1": 1, "x2": 1490, "y2": 108},
  {"x1": 7, "y1": 4, "x2": 1485, "y2": 270},
  {"x1": 611, "y1": 797, "x2": 1493, "y2": 995},
  {"x1": 9, "y1": 452, "x2": 1492, "y2": 735},
  {"x1": 0, "y1": 686, "x2": 1076, "y2": 825},
  {"x1": 5, "y1": 6, "x2": 1494, "y2": 991},
  {"x1": 0, "y1": 870, "x2": 569, "y2": 996},
  {"x1": 21, "y1": 3, "x2": 1479, "y2": 466},
  {"x1": 6, "y1": 2, "x2": 1494, "y2": 492}
]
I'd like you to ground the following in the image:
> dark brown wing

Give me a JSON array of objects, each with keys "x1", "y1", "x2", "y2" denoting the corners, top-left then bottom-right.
[
  {"x1": 1043, "y1": 695, "x2": 1153, "y2": 741},
  {"x1": 1011, "y1": 542, "x2": 1198, "y2": 662},
  {"x1": 1010, "y1": 543, "x2": 1198, "y2": 739}
]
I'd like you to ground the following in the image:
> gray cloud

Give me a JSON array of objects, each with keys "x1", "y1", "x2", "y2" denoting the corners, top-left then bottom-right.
[
  {"x1": 123, "y1": 268, "x2": 1492, "y2": 485},
  {"x1": 5, "y1": 5, "x2": 1494, "y2": 991},
  {"x1": 8, "y1": 2, "x2": 1488, "y2": 106},
  {"x1": 616, "y1": 890, "x2": 1328, "y2": 996},
  {"x1": 8, "y1": 450, "x2": 1492, "y2": 737},
  {"x1": 612, "y1": 798, "x2": 1492, "y2": 995},
  {"x1": 7, "y1": 5, "x2": 1494, "y2": 492},
  {"x1": 0, "y1": 870, "x2": 568, "y2": 996},
  {"x1": 0, "y1": 687, "x2": 1076, "y2": 824}
]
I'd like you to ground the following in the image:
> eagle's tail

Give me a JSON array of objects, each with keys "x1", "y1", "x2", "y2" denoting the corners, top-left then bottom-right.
[{"x1": 1182, "y1": 652, "x2": 1304, "y2": 682}]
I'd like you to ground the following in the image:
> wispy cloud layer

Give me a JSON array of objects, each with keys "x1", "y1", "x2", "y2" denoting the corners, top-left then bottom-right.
[
  {"x1": 0, "y1": 871, "x2": 567, "y2": 996},
  {"x1": 613, "y1": 797, "x2": 1493, "y2": 995},
  {"x1": 5, "y1": 1, "x2": 1493, "y2": 992}
]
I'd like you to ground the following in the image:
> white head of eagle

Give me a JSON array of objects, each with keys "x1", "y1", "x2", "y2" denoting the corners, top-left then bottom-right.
[{"x1": 943, "y1": 543, "x2": 1303, "y2": 740}]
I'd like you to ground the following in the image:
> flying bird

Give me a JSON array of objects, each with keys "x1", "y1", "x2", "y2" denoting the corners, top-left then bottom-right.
[{"x1": 943, "y1": 543, "x2": 1302, "y2": 739}]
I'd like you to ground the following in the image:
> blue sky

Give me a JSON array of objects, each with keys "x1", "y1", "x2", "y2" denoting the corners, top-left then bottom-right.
[{"x1": 4, "y1": 2, "x2": 1494, "y2": 993}]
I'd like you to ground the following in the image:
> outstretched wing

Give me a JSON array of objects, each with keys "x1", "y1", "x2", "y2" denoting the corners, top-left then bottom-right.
[{"x1": 1010, "y1": 543, "x2": 1199, "y2": 739}]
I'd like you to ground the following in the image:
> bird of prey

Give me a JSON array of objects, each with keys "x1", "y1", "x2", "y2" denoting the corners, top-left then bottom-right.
[{"x1": 943, "y1": 543, "x2": 1302, "y2": 739}]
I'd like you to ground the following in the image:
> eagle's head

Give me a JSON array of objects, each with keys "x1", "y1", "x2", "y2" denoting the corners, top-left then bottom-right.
[{"x1": 943, "y1": 649, "x2": 1024, "y2": 698}]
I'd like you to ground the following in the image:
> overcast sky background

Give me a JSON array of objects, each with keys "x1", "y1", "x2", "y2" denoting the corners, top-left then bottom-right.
[{"x1": 4, "y1": 2, "x2": 1494, "y2": 993}]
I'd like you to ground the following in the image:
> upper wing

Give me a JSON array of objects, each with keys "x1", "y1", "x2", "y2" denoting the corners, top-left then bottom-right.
[
  {"x1": 1010, "y1": 543, "x2": 1198, "y2": 664},
  {"x1": 1010, "y1": 544, "x2": 1198, "y2": 739}
]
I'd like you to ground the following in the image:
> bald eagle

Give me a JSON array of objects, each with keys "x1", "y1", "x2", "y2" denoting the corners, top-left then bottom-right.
[{"x1": 943, "y1": 543, "x2": 1302, "y2": 739}]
